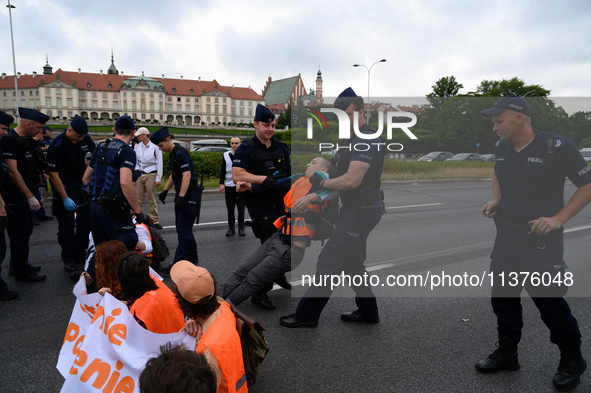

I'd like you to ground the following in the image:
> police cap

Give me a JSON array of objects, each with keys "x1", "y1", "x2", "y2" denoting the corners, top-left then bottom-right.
[
  {"x1": 334, "y1": 87, "x2": 358, "y2": 111},
  {"x1": 254, "y1": 104, "x2": 275, "y2": 123},
  {"x1": 114, "y1": 115, "x2": 135, "y2": 131},
  {"x1": 70, "y1": 114, "x2": 89, "y2": 135},
  {"x1": 0, "y1": 110, "x2": 14, "y2": 127},
  {"x1": 150, "y1": 126, "x2": 170, "y2": 145},
  {"x1": 481, "y1": 95, "x2": 531, "y2": 117},
  {"x1": 18, "y1": 107, "x2": 50, "y2": 124}
]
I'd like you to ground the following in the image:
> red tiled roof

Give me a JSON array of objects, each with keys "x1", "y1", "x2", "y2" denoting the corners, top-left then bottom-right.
[{"x1": 0, "y1": 73, "x2": 47, "y2": 89}]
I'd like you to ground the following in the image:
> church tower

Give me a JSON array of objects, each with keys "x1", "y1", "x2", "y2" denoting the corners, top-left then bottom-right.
[
  {"x1": 315, "y1": 67, "x2": 323, "y2": 98},
  {"x1": 43, "y1": 54, "x2": 52, "y2": 75},
  {"x1": 107, "y1": 49, "x2": 119, "y2": 75}
]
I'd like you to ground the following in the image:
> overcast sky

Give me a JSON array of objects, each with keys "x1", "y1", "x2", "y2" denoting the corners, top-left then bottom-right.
[{"x1": 2, "y1": 0, "x2": 591, "y2": 101}]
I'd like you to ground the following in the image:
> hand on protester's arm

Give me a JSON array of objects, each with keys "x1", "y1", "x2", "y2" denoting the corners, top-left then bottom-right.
[
  {"x1": 181, "y1": 319, "x2": 203, "y2": 340},
  {"x1": 81, "y1": 272, "x2": 93, "y2": 286}
]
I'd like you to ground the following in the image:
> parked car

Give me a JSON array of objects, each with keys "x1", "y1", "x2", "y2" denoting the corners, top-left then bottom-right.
[
  {"x1": 580, "y1": 149, "x2": 591, "y2": 162},
  {"x1": 481, "y1": 154, "x2": 495, "y2": 162},
  {"x1": 418, "y1": 151, "x2": 454, "y2": 162},
  {"x1": 445, "y1": 153, "x2": 485, "y2": 162},
  {"x1": 193, "y1": 146, "x2": 232, "y2": 152}
]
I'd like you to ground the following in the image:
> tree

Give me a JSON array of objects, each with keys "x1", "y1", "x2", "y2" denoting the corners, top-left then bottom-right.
[
  {"x1": 427, "y1": 76, "x2": 464, "y2": 98},
  {"x1": 469, "y1": 77, "x2": 550, "y2": 97},
  {"x1": 276, "y1": 102, "x2": 292, "y2": 129}
]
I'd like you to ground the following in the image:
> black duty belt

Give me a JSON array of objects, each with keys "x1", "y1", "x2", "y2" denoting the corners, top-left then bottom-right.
[
  {"x1": 498, "y1": 220, "x2": 561, "y2": 238},
  {"x1": 140, "y1": 170, "x2": 158, "y2": 175}
]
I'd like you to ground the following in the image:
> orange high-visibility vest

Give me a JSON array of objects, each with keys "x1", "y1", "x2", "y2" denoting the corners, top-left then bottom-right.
[
  {"x1": 197, "y1": 302, "x2": 248, "y2": 393},
  {"x1": 273, "y1": 175, "x2": 325, "y2": 242},
  {"x1": 129, "y1": 278, "x2": 185, "y2": 334}
]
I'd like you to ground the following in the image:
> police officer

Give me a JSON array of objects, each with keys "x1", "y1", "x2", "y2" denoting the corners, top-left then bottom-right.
[
  {"x1": 476, "y1": 96, "x2": 591, "y2": 390},
  {"x1": 280, "y1": 87, "x2": 384, "y2": 328},
  {"x1": 232, "y1": 104, "x2": 291, "y2": 310},
  {"x1": 0, "y1": 111, "x2": 19, "y2": 299},
  {"x1": 47, "y1": 115, "x2": 95, "y2": 273},
  {"x1": 151, "y1": 126, "x2": 200, "y2": 266},
  {"x1": 83, "y1": 115, "x2": 146, "y2": 257},
  {"x1": 40, "y1": 125, "x2": 53, "y2": 149},
  {"x1": 0, "y1": 108, "x2": 47, "y2": 282}
]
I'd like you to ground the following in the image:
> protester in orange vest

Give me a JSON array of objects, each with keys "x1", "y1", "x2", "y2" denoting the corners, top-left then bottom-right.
[
  {"x1": 116, "y1": 251, "x2": 185, "y2": 334},
  {"x1": 171, "y1": 261, "x2": 248, "y2": 393},
  {"x1": 221, "y1": 157, "x2": 336, "y2": 307}
]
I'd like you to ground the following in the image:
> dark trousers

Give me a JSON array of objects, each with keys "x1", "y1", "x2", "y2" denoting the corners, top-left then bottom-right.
[
  {"x1": 224, "y1": 186, "x2": 245, "y2": 228},
  {"x1": 490, "y1": 253, "x2": 581, "y2": 348},
  {"x1": 31, "y1": 185, "x2": 49, "y2": 222},
  {"x1": 6, "y1": 202, "x2": 35, "y2": 277},
  {"x1": 89, "y1": 203, "x2": 137, "y2": 251},
  {"x1": 52, "y1": 188, "x2": 91, "y2": 264},
  {"x1": 296, "y1": 204, "x2": 383, "y2": 321},
  {"x1": 0, "y1": 231, "x2": 7, "y2": 292},
  {"x1": 174, "y1": 198, "x2": 199, "y2": 263}
]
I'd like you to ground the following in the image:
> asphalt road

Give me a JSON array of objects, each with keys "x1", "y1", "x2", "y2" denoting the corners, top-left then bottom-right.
[{"x1": 2, "y1": 180, "x2": 591, "y2": 392}]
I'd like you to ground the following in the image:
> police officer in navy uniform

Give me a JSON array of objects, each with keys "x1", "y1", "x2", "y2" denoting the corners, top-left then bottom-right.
[
  {"x1": 280, "y1": 87, "x2": 384, "y2": 328},
  {"x1": 477, "y1": 96, "x2": 591, "y2": 390},
  {"x1": 0, "y1": 108, "x2": 47, "y2": 282},
  {"x1": 0, "y1": 111, "x2": 19, "y2": 299},
  {"x1": 232, "y1": 104, "x2": 291, "y2": 310},
  {"x1": 151, "y1": 127, "x2": 200, "y2": 267},
  {"x1": 47, "y1": 115, "x2": 95, "y2": 273},
  {"x1": 83, "y1": 116, "x2": 146, "y2": 259}
]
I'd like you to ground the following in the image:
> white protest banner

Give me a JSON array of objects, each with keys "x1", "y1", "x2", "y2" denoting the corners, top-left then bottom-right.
[{"x1": 57, "y1": 278, "x2": 195, "y2": 393}]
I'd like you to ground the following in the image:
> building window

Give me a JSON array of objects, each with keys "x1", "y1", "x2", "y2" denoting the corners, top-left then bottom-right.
[
  {"x1": 159, "y1": 114, "x2": 163, "y2": 120},
  {"x1": 176, "y1": 105, "x2": 181, "y2": 112},
  {"x1": 123, "y1": 92, "x2": 127, "y2": 97},
  {"x1": 172, "y1": 88, "x2": 176, "y2": 93},
  {"x1": 68, "y1": 100, "x2": 73, "y2": 109},
  {"x1": 141, "y1": 114, "x2": 146, "y2": 119},
  {"x1": 81, "y1": 101, "x2": 87, "y2": 109},
  {"x1": 206, "y1": 106, "x2": 210, "y2": 113},
  {"x1": 168, "y1": 97, "x2": 172, "y2": 102},
  {"x1": 231, "y1": 108, "x2": 235, "y2": 115},
  {"x1": 177, "y1": 97, "x2": 181, "y2": 102},
  {"x1": 103, "y1": 93, "x2": 107, "y2": 98},
  {"x1": 223, "y1": 107, "x2": 227, "y2": 114},
  {"x1": 195, "y1": 107, "x2": 199, "y2": 113},
  {"x1": 150, "y1": 93, "x2": 154, "y2": 98},
  {"x1": 92, "y1": 101, "x2": 97, "y2": 109},
  {"x1": 132, "y1": 93, "x2": 136, "y2": 98},
  {"x1": 141, "y1": 102, "x2": 146, "y2": 111},
  {"x1": 150, "y1": 102, "x2": 154, "y2": 111},
  {"x1": 21, "y1": 91, "x2": 24, "y2": 96},
  {"x1": 92, "y1": 92, "x2": 97, "y2": 98},
  {"x1": 141, "y1": 93, "x2": 145, "y2": 98},
  {"x1": 223, "y1": 98, "x2": 226, "y2": 103},
  {"x1": 159, "y1": 102, "x2": 163, "y2": 111},
  {"x1": 123, "y1": 102, "x2": 127, "y2": 110},
  {"x1": 67, "y1": 90, "x2": 72, "y2": 96},
  {"x1": 47, "y1": 110, "x2": 52, "y2": 116},
  {"x1": 29, "y1": 91, "x2": 33, "y2": 96},
  {"x1": 108, "y1": 84, "x2": 112, "y2": 89},
  {"x1": 240, "y1": 109, "x2": 244, "y2": 116},
  {"x1": 132, "y1": 102, "x2": 137, "y2": 110},
  {"x1": 249, "y1": 109, "x2": 252, "y2": 116},
  {"x1": 249, "y1": 101, "x2": 252, "y2": 106},
  {"x1": 215, "y1": 106, "x2": 218, "y2": 114},
  {"x1": 240, "y1": 101, "x2": 244, "y2": 106},
  {"x1": 113, "y1": 102, "x2": 119, "y2": 110},
  {"x1": 58, "y1": 110, "x2": 63, "y2": 118},
  {"x1": 68, "y1": 111, "x2": 73, "y2": 117},
  {"x1": 159, "y1": 94, "x2": 163, "y2": 99},
  {"x1": 214, "y1": 98, "x2": 219, "y2": 103},
  {"x1": 56, "y1": 89, "x2": 61, "y2": 95},
  {"x1": 36, "y1": 99, "x2": 40, "y2": 107},
  {"x1": 36, "y1": 91, "x2": 39, "y2": 96},
  {"x1": 168, "y1": 105, "x2": 172, "y2": 111},
  {"x1": 113, "y1": 93, "x2": 118, "y2": 99},
  {"x1": 57, "y1": 99, "x2": 62, "y2": 108},
  {"x1": 2, "y1": 92, "x2": 5, "y2": 97},
  {"x1": 206, "y1": 97, "x2": 210, "y2": 102},
  {"x1": 103, "y1": 102, "x2": 108, "y2": 109},
  {"x1": 81, "y1": 91, "x2": 86, "y2": 97},
  {"x1": 190, "y1": 88, "x2": 194, "y2": 94},
  {"x1": 45, "y1": 88, "x2": 50, "y2": 94}
]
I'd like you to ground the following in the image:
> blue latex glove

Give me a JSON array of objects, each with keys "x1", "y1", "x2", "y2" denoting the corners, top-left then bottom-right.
[{"x1": 63, "y1": 197, "x2": 77, "y2": 211}]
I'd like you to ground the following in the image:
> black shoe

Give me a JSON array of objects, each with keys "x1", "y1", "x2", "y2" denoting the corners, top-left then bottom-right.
[
  {"x1": 226, "y1": 227, "x2": 236, "y2": 236},
  {"x1": 9, "y1": 265, "x2": 41, "y2": 276},
  {"x1": 153, "y1": 223, "x2": 163, "y2": 230},
  {"x1": 238, "y1": 227, "x2": 246, "y2": 236},
  {"x1": 275, "y1": 274, "x2": 292, "y2": 290},
  {"x1": 37, "y1": 216, "x2": 53, "y2": 222},
  {"x1": 553, "y1": 347, "x2": 587, "y2": 390},
  {"x1": 475, "y1": 336, "x2": 520, "y2": 373},
  {"x1": 15, "y1": 272, "x2": 46, "y2": 282},
  {"x1": 251, "y1": 292, "x2": 276, "y2": 310},
  {"x1": 33, "y1": 221, "x2": 40, "y2": 226},
  {"x1": 64, "y1": 260, "x2": 76, "y2": 273},
  {"x1": 280, "y1": 313, "x2": 318, "y2": 328},
  {"x1": 340, "y1": 310, "x2": 380, "y2": 323},
  {"x1": 0, "y1": 289, "x2": 19, "y2": 301},
  {"x1": 188, "y1": 255, "x2": 199, "y2": 265}
]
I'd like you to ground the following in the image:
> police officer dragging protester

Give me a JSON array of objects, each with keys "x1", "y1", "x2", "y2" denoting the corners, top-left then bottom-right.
[
  {"x1": 0, "y1": 108, "x2": 48, "y2": 282},
  {"x1": 477, "y1": 96, "x2": 591, "y2": 390},
  {"x1": 151, "y1": 126, "x2": 200, "y2": 268},
  {"x1": 47, "y1": 114, "x2": 95, "y2": 273},
  {"x1": 83, "y1": 115, "x2": 147, "y2": 267},
  {"x1": 280, "y1": 87, "x2": 385, "y2": 328},
  {"x1": 232, "y1": 104, "x2": 291, "y2": 310}
]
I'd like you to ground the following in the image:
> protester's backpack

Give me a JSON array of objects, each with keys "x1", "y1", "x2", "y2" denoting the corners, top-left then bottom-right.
[
  {"x1": 147, "y1": 225, "x2": 169, "y2": 262},
  {"x1": 223, "y1": 298, "x2": 269, "y2": 387},
  {"x1": 304, "y1": 198, "x2": 340, "y2": 242}
]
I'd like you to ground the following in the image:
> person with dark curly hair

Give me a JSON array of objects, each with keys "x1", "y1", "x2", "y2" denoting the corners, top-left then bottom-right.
[
  {"x1": 116, "y1": 251, "x2": 185, "y2": 334},
  {"x1": 171, "y1": 261, "x2": 247, "y2": 393},
  {"x1": 94, "y1": 240, "x2": 128, "y2": 299},
  {"x1": 139, "y1": 342, "x2": 216, "y2": 393}
]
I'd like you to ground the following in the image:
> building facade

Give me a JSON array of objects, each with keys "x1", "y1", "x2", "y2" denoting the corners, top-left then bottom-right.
[{"x1": 0, "y1": 57, "x2": 265, "y2": 126}]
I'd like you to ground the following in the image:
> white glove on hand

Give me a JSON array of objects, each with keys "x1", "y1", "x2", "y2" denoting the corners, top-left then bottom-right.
[
  {"x1": 39, "y1": 187, "x2": 47, "y2": 203},
  {"x1": 27, "y1": 197, "x2": 41, "y2": 212}
]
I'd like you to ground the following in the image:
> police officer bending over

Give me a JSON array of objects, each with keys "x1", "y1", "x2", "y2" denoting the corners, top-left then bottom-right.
[
  {"x1": 232, "y1": 104, "x2": 291, "y2": 310},
  {"x1": 280, "y1": 88, "x2": 385, "y2": 328},
  {"x1": 477, "y1": 96, "x2": 591, "y2": 390},
  {"x1": 47, "y1": 115, "x2": 95, "y2": 273},
  {"x1": 0, "y1": 108, "x2": 48, "y2": 282},
  {"x1": 83, "y1": 116, "x2": 146, "y2": 257},
  {"x1": 151, "y1": 127, "x2": 200, "y2": 267}
]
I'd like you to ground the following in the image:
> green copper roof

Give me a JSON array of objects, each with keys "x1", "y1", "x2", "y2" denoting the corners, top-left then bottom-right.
[
  {"x1": 264, "y1": 76, "x2": 299, "y2": 105},
  {"x1": 121, "y1": 73, "x2": 165, "y2": 90}
]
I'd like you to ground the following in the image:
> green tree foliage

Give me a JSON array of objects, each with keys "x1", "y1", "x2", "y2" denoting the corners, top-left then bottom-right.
[
  {"x1": 276, "y1": 102, "x2": 292, "y2": 129},
  {"x1": 427, "y1": 76, "x2": 464, "y2": 98},
  {"x1": 469, "y1": 77, "x2": 550, "y2": 97}
]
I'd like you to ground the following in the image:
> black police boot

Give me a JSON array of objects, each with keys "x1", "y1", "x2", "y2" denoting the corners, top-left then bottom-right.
[
  {"x1": 251, "y1": 291, "x2": 276, "y2": 310},
  {"x1": 274, "y1": 274, "x2": 292, "y2": 290},
  {"x1": 226, "y1": 227, "x2": 236, "y2": 236},
  {"x1": 475, "y1": 336, "x2": 520, "y2": 373},
  {"x1": 238, "y1": 226, "x2": 246, "y2": 237},
  {"x1": 553, "y1": 346, "x2": 587, "y2": 390},
  {"x1": 64, "y1": 260, "x2": 76, "y2": 273}
]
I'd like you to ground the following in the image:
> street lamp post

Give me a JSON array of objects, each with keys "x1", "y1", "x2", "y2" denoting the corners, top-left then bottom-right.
[
  {"x1": 353, "y1": 59, "x2": 386, "y2": 122},
  {"x1": 7, "y1": 0, "x2": 19, "y2": 121}
]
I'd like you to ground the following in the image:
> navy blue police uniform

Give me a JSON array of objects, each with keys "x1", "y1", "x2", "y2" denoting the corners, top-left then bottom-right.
[
  {"x1": 232, "y1": 133, "x2": 291, "y2": 244},
  {"x1": 490, "y1": 129, "x2": 591, "y2": 347},
  {"x1": 0, "y1": 108, "x2": 49, "y2": 281},
  {"x1": 0, "y1": 146, "x2": 11, "y2": 294},
  {"x1": 47, "y1": 120, "x2": 95, "y2": 271},
  {"x1": 88, "y1": 117, "x2": 138, "y2": 252},
  {"x1": 40, "y1": 126, "x2": 53, "y2": 148},
  {"x1": 152, "y1": 127, "x2": 200, "y2": 263}
]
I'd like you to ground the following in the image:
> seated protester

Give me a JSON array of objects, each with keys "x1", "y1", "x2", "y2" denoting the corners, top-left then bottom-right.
[
  {"x1": 133, "y1": 215, "x2": 153, "y2": 256},
  {"x1": 171, "y1": 261, "x2": 247, "y2": 393},
  {"x1": 221, "y1": 157, "x2": 336, "y2": 307},
  {"x1": 116, "y1": 251, "x2": 185, "y2": 334},
  {"x1": 140, "y1": 342, "x2": 216, "y2": 393},
  {"x1": 93, "y1": 240, "x2": 128, "y2": 299}
]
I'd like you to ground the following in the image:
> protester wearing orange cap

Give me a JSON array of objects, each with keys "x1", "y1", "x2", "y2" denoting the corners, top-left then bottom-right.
[{"x1": 171, "y1": 261, "x2": 247, "y2": 393}]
